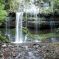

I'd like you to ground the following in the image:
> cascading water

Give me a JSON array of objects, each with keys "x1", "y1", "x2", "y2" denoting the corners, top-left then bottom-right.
[
  {"x1": 5, "y1": 17, "x2": 11, "y2": 40},
  {"x1": 5, "y1": 18, "x2": 8, "y2": 35},
  {"x1": 35, "y1": 14, "x2": 38, "y2": 34},
  {"x1": 15, "y1": 0, "x2": 40, "y2": 43},
  {"x1": 50, "y1": 21, "x2": 56, "y2": 42},
  {"x1": 15, "y1": 12, "x2": 23, "y2": 43}
]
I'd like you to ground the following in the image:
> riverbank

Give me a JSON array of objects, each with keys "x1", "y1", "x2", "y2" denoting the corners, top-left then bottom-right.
[{"x1": 0, "y1": 42, "x2": 59, "y2": 59}]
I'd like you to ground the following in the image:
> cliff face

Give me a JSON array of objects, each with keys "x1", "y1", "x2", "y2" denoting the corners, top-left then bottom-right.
[{"x1": 0, "y1": 12, "x2": 59, "y2": 32}]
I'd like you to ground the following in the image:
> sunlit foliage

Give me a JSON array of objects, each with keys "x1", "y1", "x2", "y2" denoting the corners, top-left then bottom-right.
[{"x1": 0, "y1": 0, "x2": 7, "y2": 25}]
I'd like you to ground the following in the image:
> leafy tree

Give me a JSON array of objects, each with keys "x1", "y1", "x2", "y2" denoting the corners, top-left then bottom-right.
[
  {"x1": 7, "y1": 0, "x2": 20, "y2": 12},
  {"x1": 7, "y1": 0, "x2": 59, "y2": 14},
  {"x1": 0, "y1": 31, "x2": 9, "y2": 43},
  {"x1": 53, "y1": 0, "x2": 59, "y2": 13},
  {"x1": 0, "y1": 0, "x2": 9, "y2": 43},
  {"x1": 0, "y1": 0, "x2": 7, "y2": 25}
]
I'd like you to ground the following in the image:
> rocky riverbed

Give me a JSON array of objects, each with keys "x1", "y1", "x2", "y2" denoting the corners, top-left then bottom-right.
[{"x1": 0, "y1": 43, "x2": 59, "y2": 59}]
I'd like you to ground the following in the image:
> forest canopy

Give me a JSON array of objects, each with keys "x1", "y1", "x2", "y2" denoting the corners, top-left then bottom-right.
[
  {"x1": 4, "y1": 0, "x2": 59, "y2": 14},
  {"x1": 0, "y1": 0, "x2": 59, "y2": 22}
]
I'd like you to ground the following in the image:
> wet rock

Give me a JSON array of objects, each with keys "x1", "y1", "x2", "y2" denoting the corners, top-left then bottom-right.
[
  {"x1": 3, "y1": 47, "x2": 11, "y2": 59},
  {"x1": 0, "y1": 43, "x2": 59, "y2": 59}
]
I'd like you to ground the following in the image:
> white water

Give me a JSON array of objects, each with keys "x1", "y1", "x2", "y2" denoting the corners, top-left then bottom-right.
[
  {"x1": 14, "y1": 0, "x2": 40, "y2": 43},
  {"x1": 15, "y1": 12, "x2": 23, "y2": 43},
  {"x1": 5, "y1": 17, "x2": 11, "y2": 40},
  {"x1": 35, "y1": 14, "x2": 38, "y2": 34}
]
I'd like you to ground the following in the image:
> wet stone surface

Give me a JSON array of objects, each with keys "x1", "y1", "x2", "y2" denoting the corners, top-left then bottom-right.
[{"x1": 0, "y1": 43, "x2": 59, "y2": 59}]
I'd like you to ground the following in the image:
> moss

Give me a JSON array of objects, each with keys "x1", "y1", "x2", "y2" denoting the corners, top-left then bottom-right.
[{"x1": 22, "y1": 27, "x2": 59, "y2": 41}]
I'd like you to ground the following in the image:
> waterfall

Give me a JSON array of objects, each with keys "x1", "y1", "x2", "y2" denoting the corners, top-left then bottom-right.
[
  {"x1": 5, "y1": 18, "x2": 8, "y2": 35},
  {"x1": 35, "y1": 14, "x2": 38, "y2": 34},
  {"x1": 15, "y1": 0, "x2": 39, "y2": 43},
  {"x1": 15, "y1": 12, "x2": 23, "y2": 43},
  {"x1": 5, "y1": 17, "x2": 11, "y2": 40}
]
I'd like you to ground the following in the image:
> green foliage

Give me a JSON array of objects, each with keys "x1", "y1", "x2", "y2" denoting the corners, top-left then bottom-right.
[
  {"x1": 40, "y1": 7, "x2": 53, "y2": 14},
  {"x1": 23, "y1": 27, "x2": 35, "y2": 39},
  {"x1": 0, "y1": 0, "x2": 8, "y2": 43},
  {"x1": 54, "y1": 0, "x2": 59, "y2": 9},
  {"x1": 7, "y1": 0, "x2": 59, "y2": 14},
  {"x1": 0, "y1": 0, "x2": 7, "y2": 25},
  {"x1": 53, "y1": 0, "x2": 59, "y2": 13},
  {"x1": 0, "y1": 31, "x2": 9, "y2": 43},
  {"x1": 8, "y1": 0, "x2": 20, "y2": 12}
]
